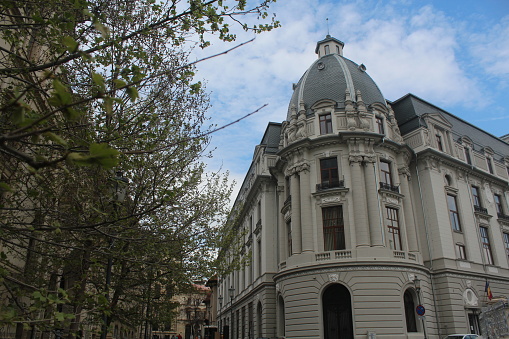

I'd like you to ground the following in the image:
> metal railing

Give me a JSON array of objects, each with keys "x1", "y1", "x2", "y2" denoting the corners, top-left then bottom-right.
[
  {"x1": 474, "y1": 205, "x2": 488, "y2": 214},
  {"x1": 316, "y1": 179, "x2": 345, "y2": 191},
  {"x1": 379, "y1": 182, "x2": 400, "y2": 193}
]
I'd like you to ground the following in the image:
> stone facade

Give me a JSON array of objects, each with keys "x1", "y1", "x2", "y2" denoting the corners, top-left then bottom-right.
[{"x1": 217, "y1": 36, "x2": 509, "y2": 339}]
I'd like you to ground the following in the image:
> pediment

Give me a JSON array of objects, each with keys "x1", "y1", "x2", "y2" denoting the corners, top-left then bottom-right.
[
  {"x1": 422, "y1": 112, "x2": 453, "y2": 129},
  {"x1": 311, "y1": 99, "x2": 336, "y2": 112}
]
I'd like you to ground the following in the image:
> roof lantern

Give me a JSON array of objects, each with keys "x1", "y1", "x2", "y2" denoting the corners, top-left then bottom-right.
[{"x1": 315, "y1": 34, "x2": 344, "y2": 57}]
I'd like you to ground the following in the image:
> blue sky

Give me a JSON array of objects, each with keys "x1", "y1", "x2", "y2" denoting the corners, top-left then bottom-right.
[{"x1": 191, "y1": 0, "x2": 509, "y2": 199}]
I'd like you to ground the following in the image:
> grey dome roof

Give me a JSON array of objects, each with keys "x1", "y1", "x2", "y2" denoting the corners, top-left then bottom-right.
[{"x1": 288, "y1": 53, "x2": 386, "y2": 120}]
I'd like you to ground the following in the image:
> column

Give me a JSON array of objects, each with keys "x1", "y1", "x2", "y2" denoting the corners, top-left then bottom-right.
[
  {"x1": 350, "y1": 156, "x2": 370, "y2": 247},
  {"x1": 399, "y1": 167, "x2": 419, "y2": 252},
  {"x1": 290, "y1": 172, "x2": 302, "y2": 254},
  {"x1": 300, "y1": 166, "x2": 314, "y2": 252},
  {"x1": 277, "y1": 185, "x2": 286, "y2": 262},
  {"x1": 364, "y1": 157, "x2": 383, "y2": 246}
]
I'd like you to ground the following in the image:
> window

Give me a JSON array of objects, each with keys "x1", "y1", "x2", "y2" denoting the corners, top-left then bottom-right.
[
  {"x1": 447, "y1": 194, "x2": 461, "y2": 231},
  {"x1": 376, "y1": 116, "x2": 384, "y2": 134},
  {"x1": 322, "y1": 206, "x2": 345, "y2": 251},
  {"x1": 480, "y1": 226, "x2": 494, "y2": 265},
  {"x1": 495, "y1": 194, "x2": 503, "y2": 215},
  {"x1": 380, "y1": 160, "x2": 393, "y2": 186},
  {"x1": 504, "y1": 233, "x2": 509, "y2": 261},
  {"x1": 320, "y1": 157, "x2": 340, "y2": 189},
  {"x1": 257, "y1": 200, "x2": 262, "y2": 224},
  {"x1": 471, "y1": 186, "x2": 482, "y2": 208},
  {"x1": 319, "y1": 113, "x2": 333, "y2": 135},
  {"x1": 386, "y1": 207, "x2": 402, "y2": 250},
  {"x1": 286, "y1": 221, "x2": 292, "y2": 256},
  {"x1": 336, "y1": 45, "x2": 340, "y2": 54},
  {"x1": 257, "y1": 240, "x2": 262, "y2": 277},
  {"x1": 456, "y1": 243, "x2": 467, "y2": 260},
  {"x1": 404, "y1": 290, "x2": 417, "y2": 332},
  {"x1": 436, "y1": 134, "x2": 443, "y2": 151},
  {"x1": 324, "y1": 44, "x2": 330, "y2": 55},
  {"x1": 487, "y1": 157, "x2": 494, "y2": 174},
  {"x1": 464, "y1": 147, "x2": 472, "y2": 165}
]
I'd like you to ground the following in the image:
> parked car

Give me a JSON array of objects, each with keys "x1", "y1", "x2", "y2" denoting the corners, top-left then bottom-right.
[{"x1": 444, "y1": 335, "x2": 483, "y2": 339}]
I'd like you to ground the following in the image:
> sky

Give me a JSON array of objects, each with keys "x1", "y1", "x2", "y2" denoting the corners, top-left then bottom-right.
[{"x1": 190, "y1": 0, "x2": 509, "y2": 201}]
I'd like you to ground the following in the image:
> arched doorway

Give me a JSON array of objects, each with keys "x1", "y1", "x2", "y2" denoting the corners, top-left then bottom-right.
[
  {"x1": 322, "y1": 284, "x2": 353, "y2": 339},
  {"x1": 404, "y1": 289, "x2": 418, "y2": 332},
  {"x1": 277, "y1": 295, "x2": 285, "y2": 337}
]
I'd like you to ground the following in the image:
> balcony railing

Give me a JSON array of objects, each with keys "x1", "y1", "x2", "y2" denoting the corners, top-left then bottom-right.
[
  {"x1": 316, "y1": 179, "x2": 345, "y2": 191},
  {"x1": 379, "y1": 182, "x2": 400, "y2": 193},
  {"x1": 474, "y1": 205, "x2": 488, "y2": 214},
  {"x1": 498, "y1": 212, "x2": 509, "y2": 221}
]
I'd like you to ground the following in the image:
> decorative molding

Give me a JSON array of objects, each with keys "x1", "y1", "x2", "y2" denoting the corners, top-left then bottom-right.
[
  {"x1": 328, "y1": 273, "x2": 339, "y2": 282},
  {"x1": 463, "y1": 288, "x2": 479, "y2": 307},
  {"x1": 274, "y1": 264, "x2": 429, "y2": 283}
]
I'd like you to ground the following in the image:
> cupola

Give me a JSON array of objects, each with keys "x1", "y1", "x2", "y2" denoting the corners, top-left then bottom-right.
[
  {"x1": 288, "y1": 35, "x2": 386, "y2": 120},
  {"x1": 315, "y1": 34, "x2": 344, "y2": 57}
]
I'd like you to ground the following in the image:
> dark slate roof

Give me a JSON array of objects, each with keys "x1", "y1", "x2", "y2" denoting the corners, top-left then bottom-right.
[
  {"x1": 391, "y1": 94, "x2": 509, "y2": 160},
  {"x1": 260, "y1": 122, "x2": 282, "y2": 154},
  {"x1": 287, "y1": 53, "x2": 386, "y2": 120}
]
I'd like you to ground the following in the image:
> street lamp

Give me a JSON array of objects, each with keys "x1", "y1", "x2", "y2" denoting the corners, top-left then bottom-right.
[
  {"x1": 228, "y1": 287, "x2": 235, "y2": 339},
  {"x1": 228, "y1": 286, "x2": 235, "y2": 303},
  {"x1": 413, "y1": 276, "x2": 427, "y2": 339},
  {"x1": 218, "y1": 295, "x2": 223, "y2": 309},
  {"x1": 101, "y1": 171, "x2": 129, "y2": 339}
]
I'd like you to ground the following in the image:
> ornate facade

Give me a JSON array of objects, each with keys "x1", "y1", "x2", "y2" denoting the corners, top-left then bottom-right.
[{"x1": 217, "y1": 35, "x2": 509, "y2": 338}]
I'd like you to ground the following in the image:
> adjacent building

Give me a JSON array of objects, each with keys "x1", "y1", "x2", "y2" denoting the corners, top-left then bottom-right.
[{"x1": 217, "y1": 35, "x2": 509, "y2": 338}]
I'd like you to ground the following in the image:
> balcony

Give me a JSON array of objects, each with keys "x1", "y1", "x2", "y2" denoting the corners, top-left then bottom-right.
[
  {"x1": 474, "y1": 205, "x2": 488, "y2": 214},
  {"x1": 379, "y1": 182, "x2": 400, "y2": 193},
  {"x1": 316, "y1": 179, "x2": 345, "y2": 191},
  {"x1": 498, "y1": 212, "x2": 509, "y2": 221}
]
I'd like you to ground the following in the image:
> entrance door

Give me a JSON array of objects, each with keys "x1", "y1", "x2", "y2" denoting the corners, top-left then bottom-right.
[
  {"x1": 468, "y1": 313, "x2": 481, "y2": 334},
  {"x1": 323, "y1": 284, "x2": 354, "y2": 339}
]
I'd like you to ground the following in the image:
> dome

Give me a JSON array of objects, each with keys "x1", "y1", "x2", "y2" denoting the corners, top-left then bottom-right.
[{"x1": 288, "y1": 37, "x2": 386, "y2": 120}]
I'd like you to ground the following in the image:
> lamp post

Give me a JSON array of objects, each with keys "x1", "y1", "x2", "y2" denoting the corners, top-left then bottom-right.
[
  {"x1": 228, "y1": 287, "x2": 235, "y2": 339},
  {"x1": 413, "y1": 276, "x2": 427, "y2": 339},
  {"x1": 100, "y1": 171, "x2": 129, "y2": 339},
  {"x1": 218, "y1": 295, "x2": 223, "y2": 337}
]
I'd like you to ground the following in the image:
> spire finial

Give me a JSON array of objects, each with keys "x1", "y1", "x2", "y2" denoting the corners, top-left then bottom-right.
[{"x1": 326, "y1": 18, "x2": 330, "y2": 36}]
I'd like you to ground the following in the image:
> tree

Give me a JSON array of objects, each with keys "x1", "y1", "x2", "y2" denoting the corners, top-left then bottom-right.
[{"x1": 0, "y1": 0, "x2": 278, "y2": 337}]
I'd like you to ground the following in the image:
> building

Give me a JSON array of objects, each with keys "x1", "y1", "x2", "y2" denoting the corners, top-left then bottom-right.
[{"x1": 216, "y1": 35, "x2": 509, "y2": 339}]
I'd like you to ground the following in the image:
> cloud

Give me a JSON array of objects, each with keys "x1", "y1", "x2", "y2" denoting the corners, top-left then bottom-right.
[
  {"x1": 192, "y1": 0, "x2": 506, "y2": 197},
  {"x1": 470, "y1": 16, "x2": 509, "y2": 80}
]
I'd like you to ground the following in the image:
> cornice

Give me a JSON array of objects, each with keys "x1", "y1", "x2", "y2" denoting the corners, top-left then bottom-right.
[
  {"x1": 273, "y1": 262, "x2": 429, "y2": 283},
  {"x1": 416, "y1": 149, "x2": 509, "y2": 187}
]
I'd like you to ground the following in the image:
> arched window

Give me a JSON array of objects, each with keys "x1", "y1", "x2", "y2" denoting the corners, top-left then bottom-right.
[
  {"x1": 404, "y1": 289, "x2": 418, "y2": 332},
  {"x1": 257, "y1": 302, "x2": 263, "y2": 337},
  {"x1": 278, "y1": 295, "x2": 285, "y2": 337},
  {"x1": 323, "y1": 284, "x2": 353, "y2": 339}
]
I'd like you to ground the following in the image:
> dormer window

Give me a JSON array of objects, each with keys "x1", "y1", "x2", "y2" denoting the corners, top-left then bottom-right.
[
  {"x1": 376, "y1": 116, "x2": 384, "y2": 134},
  {"x1": 319, "y1": 113, "x2": 333, "y2": 135},
  {"x1": 464, "y1": 147, "x2": 472, "y2": 165},
  {"x1": 487, "y1": 157, "x2": 494, "y2": 174},
  {"x1": 436, "y1": 134, "x2": 444, "y2": 151}
]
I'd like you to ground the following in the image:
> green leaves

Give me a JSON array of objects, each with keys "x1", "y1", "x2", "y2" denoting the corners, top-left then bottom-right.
[
  {"x1": 62, "y1": 36, "x2": 79, "y2": 52},
  {"x1": 126, "y1": 86, "x2": 139, "y2": 102},
  {"x1": 67, "y1": 143, "x2": 119, "y2": 168}
]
